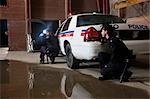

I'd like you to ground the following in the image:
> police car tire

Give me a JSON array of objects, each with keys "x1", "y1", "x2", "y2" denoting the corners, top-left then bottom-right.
[{"x1": 65, "y1": 44, "x2": 79, "y2": 69}]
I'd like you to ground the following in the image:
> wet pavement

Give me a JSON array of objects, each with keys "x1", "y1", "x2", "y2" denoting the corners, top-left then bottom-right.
[{"x1": 0, "y1": 59, "x2": 149, "y2": 99}]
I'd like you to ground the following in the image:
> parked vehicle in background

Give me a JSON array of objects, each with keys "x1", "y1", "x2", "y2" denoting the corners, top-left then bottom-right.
[{"x1": 55, "y1": 13, "x2": 150, "y2": 69}]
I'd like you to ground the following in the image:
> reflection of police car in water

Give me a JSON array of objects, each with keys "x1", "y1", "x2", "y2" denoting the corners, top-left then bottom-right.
[{"x1": 55, "y1": 13, "x2": 149, "y2": 69}]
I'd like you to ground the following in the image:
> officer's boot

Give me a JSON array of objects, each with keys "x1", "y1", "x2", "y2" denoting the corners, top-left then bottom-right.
[
  {"x1": 122, "y1": 70, "x2": 133, "y2": 82},
  {"x1": 40, "y1": 53, "x2": 45, "y2": 64},
  {"x1": 50, "y1": 55, "x2": 55, "y2": 64}
]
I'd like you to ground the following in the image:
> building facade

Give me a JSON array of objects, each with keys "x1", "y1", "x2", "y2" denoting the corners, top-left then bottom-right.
[
  {"x1": 0, "y1": 0, "x2": 27, "y2": 50},
  {"x1": 1, "y1": 0, "x2": 109, "y2": 51},
  {"x1": 110, "y1": 0, "x2": 150, "y2": 26},
  {"x1": 0, "y1": 0, "x2": 67, "y2": 51}
]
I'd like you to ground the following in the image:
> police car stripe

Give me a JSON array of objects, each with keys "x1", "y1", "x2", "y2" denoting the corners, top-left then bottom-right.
[
  {"x1": 81, "y1": 30, "x2": 86, "y2": 36},
  {"x1": 60, "y1": 31, "x2": 74, "y2": 34},
  {"x1": 58, "y1": 31, "x2": 74, "y2": 37}
]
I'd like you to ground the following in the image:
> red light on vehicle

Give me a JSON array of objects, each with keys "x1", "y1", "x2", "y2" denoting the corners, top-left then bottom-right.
[{"x1": 84, "y1": 27, "x2": 100, "y2": 41}]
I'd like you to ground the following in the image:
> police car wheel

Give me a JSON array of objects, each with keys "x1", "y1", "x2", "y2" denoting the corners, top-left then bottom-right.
[{"x1": 65, "y1": 43, "x2": 79, "y2": 69}]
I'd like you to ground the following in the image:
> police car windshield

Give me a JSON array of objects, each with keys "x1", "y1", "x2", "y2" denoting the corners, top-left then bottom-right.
[{"x1": 77, "y1": 15, "x2": 125, "y2": 27}]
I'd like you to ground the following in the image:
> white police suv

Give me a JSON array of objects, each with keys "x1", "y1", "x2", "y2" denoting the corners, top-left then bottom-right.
[{"x1": 55, "y1": 13, "x2": 149, "y2": 69}]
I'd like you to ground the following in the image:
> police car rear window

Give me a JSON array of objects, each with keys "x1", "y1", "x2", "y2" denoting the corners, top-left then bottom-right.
[{"x1": 77, "y1": 15, "x2": 125, "y2": 27}]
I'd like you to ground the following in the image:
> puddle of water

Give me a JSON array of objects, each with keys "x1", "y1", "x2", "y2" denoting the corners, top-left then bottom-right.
[{"x1": 0, "y1": 60, "x2": 149, "y2": 99}]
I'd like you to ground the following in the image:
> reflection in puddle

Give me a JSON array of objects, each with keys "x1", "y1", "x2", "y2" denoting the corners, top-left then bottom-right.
[
  {"x1": 0, "y1": 60, "x2": 9, "y2": 84},
  {"x1": 0, "y1": 60, "x2": 149, "y2": 99},
  {"x1": 0, "y1": 60, "x2": 30, "y2": 98}
]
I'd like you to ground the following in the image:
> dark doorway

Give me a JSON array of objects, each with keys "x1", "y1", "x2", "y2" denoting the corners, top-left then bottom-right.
[
  {"x1": 31, "y1": 20, "x2": 59, "y2": 51},
  {"x1": 0, "y1": 19, "x2": 8, "y2": 47}
]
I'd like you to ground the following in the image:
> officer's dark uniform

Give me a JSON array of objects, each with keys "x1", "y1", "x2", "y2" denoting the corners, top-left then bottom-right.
[
  {"x1": 98, "y1": 24, "x2": 132, "y2": 80},
  {"x1": 40, "y1": 32, "x2": 59, "y2": 64},
  {"x1": 46, "y1": 35, "x2": 59, "y2": 63},
  {"x1": 39, "y1": 33, "x2": 47, "y2": 63}
]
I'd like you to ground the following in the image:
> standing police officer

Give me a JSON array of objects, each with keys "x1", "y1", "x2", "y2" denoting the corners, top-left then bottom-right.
[{"x1": 98, "y1": 24, "x2": 132, "y2": 81}]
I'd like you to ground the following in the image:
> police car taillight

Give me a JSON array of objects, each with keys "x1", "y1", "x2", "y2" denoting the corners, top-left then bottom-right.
[{"x1": 84, "y1": 27, "x2": 100, "y2": 41}]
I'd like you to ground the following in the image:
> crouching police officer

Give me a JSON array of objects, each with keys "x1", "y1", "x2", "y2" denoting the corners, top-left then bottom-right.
[
  {"x1": 39, "y1": 29, "x2": 59, "y2": 64},
  {"x1": 98, "y1": 24, "x2": 132, "y2": 81}
]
